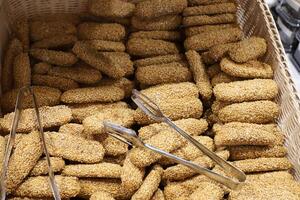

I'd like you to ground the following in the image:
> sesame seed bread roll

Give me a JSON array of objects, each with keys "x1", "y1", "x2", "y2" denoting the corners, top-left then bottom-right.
[
  {"x1": 183, "y1": 3, "x2": 237, "y2": 16},
  {"x1": 211, "y1": 72, "x2": 239, "y2": 87},
  {"x1": 129, "y1": 118, "x2": 207, "y2": 167},
  {"x1": 151, "y1": 189, "x2": 165, "y2": 200},
  {"x1": 139, "y1": 118, "x2": 208, "y2": 140},
  {"x1": 223, "y1": 122, "x2": 285, "y2": 145},
  {"x1": 136, "y1": 62, "x2": 192, "y2": 85},
  {"x1": 90, "y1": 191, "x2": 115, "y2": 200},
  {"x1": 32, "y1": 62, "x2": 51, "y2": 74},
  {"x1": 163, "y1": 150, "x2": 229, "y2": 181},
  {"x1": 69, "y1": 101, "x2": 128, "y2": 122},
  {"x1": 72, "y1": 40, "x2": 108, "y2": 68},
  {"x1": 128, "y1": 134, "x2": 176, "y2": 167},
  {"x1": 72, "y1": 42, "x2": 131, "y2": 78},
  {"x1": 229, "y1": 182, "x2": 299, "y2": 200},
  {"x1": 30, "y1": 49, "x2": 78, "y2": 66},
  {"x1": 214, "y1": 79, "x2": 278, "y2": 103},
  {"x1": 163, "y1": 183, "x2": 189, "y2": 199},
  {"x1": 131, "y1": 15, "x2": 182, "y2": 31},
  {"x1": 229, "y1": 37, "x2": 267, "y2": 63},
  {"x1": 103, "y1": 154, "x2": 126, "y2": 165},
  {"x1": 121, "y1": 152, "x2": 145, "y2": 193},
  {"x1": 14, "y1": 176, "x2": 80, "y2": 198},
  {"x1": 186, "y1": 50, "x2": 212, "y2": 100},
  {"x1": 229, "y1": 145, "x2": 287, "y2": 160},
  {"x1": 78, "y1": 22, "x2": 125, "y2": 41},
  {"x1": 1, "y1": 86, "x2": 61, "y2": 113},
  {"x1": 59, "y1": 123, "x2": 94, "y2": 140},
  {"x1": 188, "y1": 0, "x2": 232, "y2": 5},
  {"x1": 101, "y1": 52, "x2": 134, "y2": 76},
  {"x1": 2, "y1": 38, "x2": 23, "y2": 92},
  {"x1": 32, "y1": 74, "x2": 79, "y2": 91},
  {"x1": 188, "y1": 182, "x2": 224, "y2": 200},
  {"x1": 159, "y1": 136, "x2": 214, "y2": 165},
  {"x1": 218, "y1": 100, "x2": 279, "y2": 124},
  {"x1": 184, "y1": 28, "x2": 242, "y2": 51},
  {"x1": 88, "y1": 0, "x2": 135, "y2": 18},
  {"x1": 140, "y1": 82, "x2": 199, "y2": 100},
  {"x1": 220, "y1": 58, "x2": 274, "y2": 78},
  {"x1": 31, "y1": 35, "x2": 77, "y2": 49},
  {"x1": 61, "y1": 86, "x2": 125, "y2": 104},
  {"x1": 15, "y1": 20, "x2": 29, "y2": 51},
  {"x1": 130, "y1": 31, "x2": 182, "y2": 41},
  {"x1": 30, "y1": 21, "x2": 76, "y2": 41},
  {"x1": 183, "y1": 13, "x2": 236, "y2": 27},
  {"x1": 0, "y1": 105, "x2": 72, "y2": 133},
  {"x1": 213, "y1": 123, "x2": 277, "y2": 146},
  {"x1": 62, "y1": 162, "x2": 122, "y2": 178},
  {"x1": 83, "y1": 40, "x2": 126, "y2": 52},
  {"x1": 247, "y1": 171, "x2": 294, "y2": 182},
  {"x1": 204, "y1": 42, "x2": 237, "y2": 63},
  {"x1": 82, "y1": 107, "x2": 135, "y2": 135},
  {"x1": 185, "y1": 24, "x2": 236, "y2": 37},
  {"x1": 134, "y1": 54, "x2": 184, "y2": 67},
  {"x1": 5, "y1": 131, "x2": 42, "y2": 192},
  {"x1": 30, "y1": 157, "x2": 65, "y2": 176},
  {"x1": 127, "y1": 38, "x2": 179, "y2": 57},
  {"x1": 78, "y1": 178, "x2": 123, "y2": 198},
  {"x1": 131, "y1": 165, "x2": 163, "y2": 200},
  {"x1": 135, "y1": 0, "x2": 187, "y2": 19},
  {"x1": 102, "y1": 136, "x2": 128, "y2": 156},
  {"x1": 134, "y1": 97, "x2": 203, "y2": 125},
  {"x1": 96, "y1": 77, "x2": 134, "y2": 97},
  {"x1": 164, "y1": 175, "x2": 212, "y2": 200},
  {"x1": 13, "y1": 53, "x2": 31, "y2": 89},
  {"x1": 45, "y1": 132, "x2": 105, "y2": 163},
  {"x1": 48, "y1": 64, "x2": 102, "y2": 85},
  {"x1": 233, "y1": 157, "x2": 292, "y2": 173}
]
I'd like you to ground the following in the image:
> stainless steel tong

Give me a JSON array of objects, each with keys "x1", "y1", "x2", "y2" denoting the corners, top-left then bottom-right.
[
  {"x1": 0, "y1": 86, "x2": 61, "y2": 200},
  {"x1": 104, "y1": 121, "x2": 245, "y2": 189},
  {"x1": 128, "y1": 89, "x2": 246, "y2": 189}
]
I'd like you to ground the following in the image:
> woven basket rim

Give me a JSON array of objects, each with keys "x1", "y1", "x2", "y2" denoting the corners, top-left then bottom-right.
[{"x1": 260, "y1": 0, "x2": 300, "y2": 114}]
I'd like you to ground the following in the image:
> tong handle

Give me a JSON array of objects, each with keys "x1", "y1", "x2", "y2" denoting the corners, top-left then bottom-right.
[
  {"x1": 164, "y1": 117, "x2": 246, "y2": 182},
  {"x1": 104, "y1": 121, "x2": 243, "y2": 189},
  {"x1": 145, "y1": 144, "x2": 241, "y2": 189},
  {"x1": 0, "y1": 106, "x2": 21, "y2": 200},
  {"x1": 32, "y1": 91, "x2": 61, "y2": 200},
  {"x1": 0, "y1": 86, "x2": 61, "y2": 200}
]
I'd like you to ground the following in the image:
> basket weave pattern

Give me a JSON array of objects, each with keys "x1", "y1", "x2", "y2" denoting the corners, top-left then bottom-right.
[{"x1": 0, "y1": 0, "x2": 299, "y2": 180}]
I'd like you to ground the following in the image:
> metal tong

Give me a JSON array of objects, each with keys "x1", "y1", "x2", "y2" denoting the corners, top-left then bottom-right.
[
  {"x1": 129, "y1": 89, "x2": 246, "y2": 189},
  {"x1": 104, "y1": 121, "x2": 244, "y2": 190},
  {"x1": 0, "y1": 86, "x2": 61, "y2": 200}
]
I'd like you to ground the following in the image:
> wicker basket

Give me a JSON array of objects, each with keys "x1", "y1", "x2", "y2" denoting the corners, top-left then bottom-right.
[{"x1": 0, "y1": 0, "x2": 299, "y2": 180}]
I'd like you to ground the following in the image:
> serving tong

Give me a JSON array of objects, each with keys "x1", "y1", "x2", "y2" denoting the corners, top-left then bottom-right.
[
  {"x1": 104, "y1": 89, "x2": 246, "y2": 190},
  {"x1": 0, "y1": 86, "x2": 61, "y2": 200}
]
